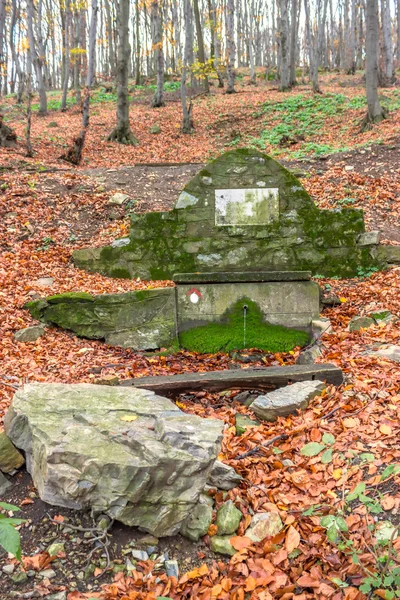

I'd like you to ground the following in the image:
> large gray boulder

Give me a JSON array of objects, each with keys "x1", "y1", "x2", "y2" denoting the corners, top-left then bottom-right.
[
  {"x1": 4, "y1": 384, "x2": 223, "y2": 537},
  {"x1": 252, "y1": 381, "x2": 325, "y2": 421}
]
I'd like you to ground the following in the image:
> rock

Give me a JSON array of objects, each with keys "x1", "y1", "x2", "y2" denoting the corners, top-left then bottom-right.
[
  {"x1": 207, "y1": 461, "x2": 242, "y2": 490},
  {"x1": 137, "y1": 534, "x2": 159, "y2": 547},
  {"x1": 375, "y1": 521, "x2": 398, "y2": 542},
  {"x1": 40, "y1": 568, "x2": 57, "y2": 579},
  {"x1": 296, "y1": 346, "x2": 322, "y2": 365},
  {"x1": 11, "y1": 571, "x2": 28, "y2": 584},
  {"x1": 132, "y1": 550, "x2": 148, "y2": 561},
  {"x1": 5, "y1": 383, "x2": 223, "y2": 537},
  {"x1": 357, "y1": 231, "x2": 381, "y2": 246},
  {"x1": 165, "y1": 559, "x2": 179, "y2": 578},
  {"x1": 34, "y1": 277, "x2": 54, "y2": 288},
  {"x1": 0, "y1": 471, "x2": 12, "y2": 494},
  {"x1": 2, "y1": 563, "x2": 15, "y2": 575},
  {"x1": 14, "y1": 325, "x2": 45, "y2": 342},
  {"x1": 348, "y1": 316, "x2": 375, "y2": 332},
  {"x1": 108, "y1": 192, "x2": 129, "y2": 205},
  {"x1": 210, "y1": 535, "x2": 236, "y2": 556},
  {"x1": 235, "y1": 414, "x2": 260, "y2": 435},
  {"x1": 47, "y1": 541, "x2": 65, "y2": 556},
  {"x1": 180, "y1": 503, "x2": 213, "y2": 541},
  {"x1": 111, "y1": 237, "x2": 130, "y2": 248},
  {"x1": 215, "y1": 500, "x2": 242, "y2": 535},
  {"x1": 252, "y1": 381, "x2": 326, "y2": 422},
  {"x1": 344, "y1": 165, "x2": 354, "y2": 171},
  {"x1": 175, "y1": 191, "x2": 199, "y2": 209},
  {"x1": 0, "y1": 432, "x2": 25, "y2": 473},
  {"x1": 311, "y1": 317, "x2": 332, "y2": 336},
  {"x1": 150, "y1": 125, "x2": 161, "y2": 134},
  {"x1": 246, "y1": 512, "x2": 283, "y2": 542},
  {"x1": 93, "y1": 375, "x2": 119, "y2": 386},
  {"x1": 370, "y1": 310, "x2": 395, "y2": 324},
  {"x1": 198, "y1": 492, "x2": 214, "y2": 507},
  {"x1": 44, "y1": 593, "x2": 67, "y2": 600},
  {"x1": 233, "y1": 391, "x2": 258, "y2": 406},
  {"x1": 371, "y1": 345, "x2": 400, "y2": 362}
]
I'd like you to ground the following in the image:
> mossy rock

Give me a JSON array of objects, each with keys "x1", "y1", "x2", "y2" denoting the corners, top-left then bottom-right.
[
  {"x1": 46, "y1": 291, "x2": 94, "y2": 304},
  {"x1": 179, "y1": 298, "x2": 309, "y2": 354}
]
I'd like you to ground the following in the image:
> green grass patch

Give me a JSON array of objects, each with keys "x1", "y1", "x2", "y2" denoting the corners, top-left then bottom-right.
[{"x1": 179, "y1": 298, "x2": 309, "y2": 354}]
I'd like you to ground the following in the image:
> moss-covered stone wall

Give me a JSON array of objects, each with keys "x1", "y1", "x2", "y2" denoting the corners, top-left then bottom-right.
[
  {"x1": 73, "y1": 148, "x2": 386, "y2": 278},
  {"x1": 25, "y1": 288, "x2": 177, "y2": 350}
]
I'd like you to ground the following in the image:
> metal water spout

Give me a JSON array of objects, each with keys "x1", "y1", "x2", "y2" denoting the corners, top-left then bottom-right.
[{"x1": 243, "y1": 304, "x2": 248, "y2": 348}]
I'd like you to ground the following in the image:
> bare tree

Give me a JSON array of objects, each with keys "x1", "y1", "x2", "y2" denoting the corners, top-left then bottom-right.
[
  {"x1": 361, "y1": 0, "x2": 386, "y2": 129},
  {"x1": 10, "y1": 0, "x2": 24, "y2": 103},
  {"x1": 226, "y1": 0, "x2": 236, "y2": 93},
  {"x1": 61, "y1": 0, "x2": 99, "y2": 164},
  {"x1": 181, "y1": 0, "x2": 194, "y2": 133},
  {"x1": 61, "y1": 0, "x2": 71, "y2": 111},
  {"x1": 193, "y1": 0, "x2": 209, "y2": 93},
  {"x1": 108, "y1": 0, "x2": 137, "y2": 143},
  {"x1": 381, "y1": 0, "x2": 394, "y2": 83},
  {"x1": 278, "y1": 0, "x2": 290, "y2": 90},
  {"x1": 289, "y1": 0, "x2": 298, "y2": 87},
  {"x1": 26, "y1": 0, "x2": 47, "y2": 115},
  {"x1": 151, "y1": 0, "x2": 165, "y2": 107},
  {"x1": 0, "y1": 0, "x2": 5, "y2": 95},
  {"x1": 305, "y1": 0, "x2": 329, "y2": 93}
]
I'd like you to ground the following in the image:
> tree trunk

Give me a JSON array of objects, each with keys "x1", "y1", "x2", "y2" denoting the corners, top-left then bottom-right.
[
  {"x1": 0, "y1": 114, "x2": 17, "y2": 147},
  {"x1": 381, "y1": 0, "x2": 394, "y2": 82},
  {"x1": 193, "y1": 0, "x2": 209, "y2": 93},
  {"x1": 226, "y1": 0, "x2": 236, "y2": 93},
  {"x1": 26, "y1": 0, "x2": 47, "y2": 115},
  {"x1": 278, "y1": 0, "x2": 290, "y2": 90},
  {"x1": 151, "y1": 0, "x2": 165, "y2": 107},
  {"x1": 104, "y1": 0, "x2": 115, "y2": 77},
  {"x1": 0, "y1": 0, "x2": 5, "y2": 96},
  {"x1": 10, "y1": 0, "x2": 25, "y2": 103},
  {"x1": 61, "y1": 0, "x2": 71, "y2": 111},
  {"x1": 107, "y1": 0, "x2": 137, "y2": 143},
  {"x1": 181, "y1": 0, "x2": 194, "y2": 133},
  {"x1": 73, "y1": 10, "x2": 82, "y2": 105},
  {"x1": 289, "y1": 0, "x2": 298, "y2": 86},
  {"x1": 61, "y1": 0, "x2": 98, "y2": 164},
  {"x1": 135, "y1": 0, "x2": 141, "y2": 84},
  {"x1": 361, "y1": 0, "x2": 386, "y2": 129}
]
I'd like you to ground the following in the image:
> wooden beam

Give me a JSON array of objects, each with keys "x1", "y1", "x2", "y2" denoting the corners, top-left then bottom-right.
[{"x1": 120, "y1": 364, "x2": 343, "y2": 396}]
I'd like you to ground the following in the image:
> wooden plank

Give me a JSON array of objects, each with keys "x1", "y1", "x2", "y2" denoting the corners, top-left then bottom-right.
[{"x1": 120, "y1": 364, "x2": 343, "y2": 396}]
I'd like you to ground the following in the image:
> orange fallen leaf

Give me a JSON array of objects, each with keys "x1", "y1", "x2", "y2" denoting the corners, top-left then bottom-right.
[
  {"x1": 379, "y1": 424, "x2": 392, "y2": 435},
  {"x1": 285, "y1": 525, "x2": 300, "y2": 553},
  {"x1": 230, "y1": 536, "x2": 253, "y2": 551}
]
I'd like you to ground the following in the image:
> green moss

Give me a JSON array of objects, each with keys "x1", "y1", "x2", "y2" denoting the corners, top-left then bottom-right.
[
  {"x1": 47, "y1": 291, "x2": 94, "y2": 304},
  {"x1": 370, "y1": 311, "x2": 391, "y2": 321},
  {"x1": 24, "y1": 299, "x2": 49, "y2": 320},
  {"x1": 110, "y1": 267, "x2": 131, "y2": 279},
  {"x1": 179, "y1": 298, "x2": 309, "y2": 354}
]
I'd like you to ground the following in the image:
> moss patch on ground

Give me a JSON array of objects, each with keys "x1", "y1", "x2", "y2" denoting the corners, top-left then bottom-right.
[{"x1": 179, "y1": 298, "x2": 310, "y2": 354}]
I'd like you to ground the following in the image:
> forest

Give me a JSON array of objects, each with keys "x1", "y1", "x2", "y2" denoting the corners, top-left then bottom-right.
[{"x1": 1, "y1": 1, "x2": 400, "y2": 600}]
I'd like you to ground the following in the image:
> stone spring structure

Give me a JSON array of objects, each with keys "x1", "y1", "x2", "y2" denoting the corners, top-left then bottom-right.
[{"x1": 26, "y1": 149, "x2": 396, "y2": 352}]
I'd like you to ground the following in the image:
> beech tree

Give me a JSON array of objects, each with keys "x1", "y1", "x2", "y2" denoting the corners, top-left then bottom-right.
[
  {"x1": 108, "y1": 0, "x2": 137, "y2": 143},
  {"x1": 151, "y1": 0, "x2": 165, "y2": 108},
  {"x1": 362, "y1": 0, "x2": 386, "y2": 129}
]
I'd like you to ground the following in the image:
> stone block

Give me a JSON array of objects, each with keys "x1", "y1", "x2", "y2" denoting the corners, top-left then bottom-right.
[
  {"x1": 180, "y1": 503, "x2": 213, "y2": 541},
  {"x1": 252, "y1": 381, "x2": 326, "y2": 422},
  {"x1": 207, "y1": 460, "x2": 243, "y2": 490},
  {"x1": 0, "y1": 432, "x2": 25, "y2": 473},
  {"x1": 349, "y1": 316, "x2": 375, "y2": 332},
  {"x1": 5, "y1": 384, "x2": 223, "y2": 537},
  {"x1": 245, "y1": 511, "x2": 283, "y2": 542},
  {"x1": 176, "y1": 280, "x2": 320, "y2": 331},
  {"x1": 296, "y1": 346, "x2": 322, "y2": 365},
  {"x1": 14, "y1": 325, "x2": 45, "y2": 342},
  {"x1": 357, "y1": 231, "x2": 381, "y2": 246},
  {"x1": 0, "y1": 471, "x2": 12, "y2": 495},
  {"x1": 370, "y1": 345, "x2": 400, "y2": 362}
]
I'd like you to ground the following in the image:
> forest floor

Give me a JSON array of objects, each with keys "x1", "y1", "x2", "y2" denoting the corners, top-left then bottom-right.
[{"x1": 0, "y1": 72, "x2": 400, "y2": 600}]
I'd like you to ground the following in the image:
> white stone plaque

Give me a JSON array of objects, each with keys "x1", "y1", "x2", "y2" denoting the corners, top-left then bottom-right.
[{"x1": 215, "y1": 188, "x2": 279, "y2": 226}]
